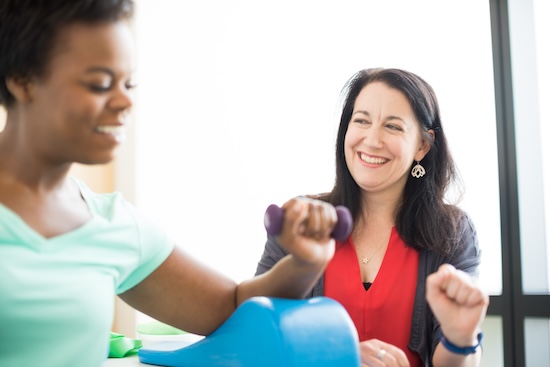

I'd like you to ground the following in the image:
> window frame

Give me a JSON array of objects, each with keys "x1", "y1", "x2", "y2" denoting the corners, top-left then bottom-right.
[{"x1": 488, "y1": 0, "x2": 550, "y2": 365}]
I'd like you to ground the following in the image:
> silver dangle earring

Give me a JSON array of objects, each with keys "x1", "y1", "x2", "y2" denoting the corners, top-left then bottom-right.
[{"x1": 411, "y1": 161, "x2": 425, "y2": 178}]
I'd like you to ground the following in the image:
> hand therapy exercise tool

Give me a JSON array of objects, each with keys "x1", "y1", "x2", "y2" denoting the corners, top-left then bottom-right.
[{"x1": 138, "y1": 296, "x2": 361, "y2": 367}]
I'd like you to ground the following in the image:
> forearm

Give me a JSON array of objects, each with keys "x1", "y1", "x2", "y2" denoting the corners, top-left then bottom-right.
[
  {"x1": 237, "y1": 253, "x2": 324, "y2": 305},
  {"x1": 426, "y1": 262, "x2": 488, "y2": 367}
]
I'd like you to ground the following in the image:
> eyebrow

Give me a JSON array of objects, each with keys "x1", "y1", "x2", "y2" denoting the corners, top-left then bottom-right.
[
  {"x1": 84, "y1": 66, "x2": 115, "y2": 77},
  {"x1": 352, "y1": 110, "x2": 369, "y2": 117}
]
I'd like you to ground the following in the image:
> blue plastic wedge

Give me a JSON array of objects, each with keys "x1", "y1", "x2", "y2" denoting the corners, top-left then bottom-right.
[{"x1": 138, "y1": 296, "x2": 360, "y2": 367}]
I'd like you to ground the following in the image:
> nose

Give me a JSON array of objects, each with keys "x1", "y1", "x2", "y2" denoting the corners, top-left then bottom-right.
[
  {"x1": 108, "y1": 85, "x2": 134, "y2": 112},
  {"x1": 363, "y1": 125, "x2": 383, "y2": 148}
]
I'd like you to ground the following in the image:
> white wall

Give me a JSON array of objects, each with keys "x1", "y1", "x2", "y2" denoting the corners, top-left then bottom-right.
[{"x1": 130, "y1": 0, "x2": 501, "y2": 293}]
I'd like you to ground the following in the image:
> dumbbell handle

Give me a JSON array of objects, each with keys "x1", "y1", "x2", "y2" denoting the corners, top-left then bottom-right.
[{"x1": 264, "y1": 204, "x2": 353, "y2": 241}]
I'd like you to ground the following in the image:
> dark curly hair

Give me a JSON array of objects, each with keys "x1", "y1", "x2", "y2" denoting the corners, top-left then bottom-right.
[
  {"x1": 319, "y1": 68, "x2": 464, "y2": 256},
  {"x1": 0, "y1": 0, "x2": 134, "y2": 107}
]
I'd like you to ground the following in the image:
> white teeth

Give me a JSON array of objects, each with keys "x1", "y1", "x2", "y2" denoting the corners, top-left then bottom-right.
[
  {"x1": 360, "y1": 153, "x2": 387, "y2": 164},
  {"x1": 96, "y1": 125, "x2": 122, "y2": 134},
  {"x1": 95, "y1": 125, "x2": 126, "y2": 142}
]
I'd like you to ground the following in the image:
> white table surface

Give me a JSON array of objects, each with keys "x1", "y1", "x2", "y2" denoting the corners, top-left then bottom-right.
[
  {"x1": 103, "y1": 356, "x2": 144, "y2": 367},
  {"x1": 103, "y1": 337, "x2": 202, "y2": 367}
]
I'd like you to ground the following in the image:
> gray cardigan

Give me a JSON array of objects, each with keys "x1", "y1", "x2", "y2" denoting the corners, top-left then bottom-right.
[{"x1": 255, "y1": 213, "x2": 481, "y2": 367}]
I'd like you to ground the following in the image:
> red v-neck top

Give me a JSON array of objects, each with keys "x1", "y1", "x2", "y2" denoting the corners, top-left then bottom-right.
[{"x1": 324, "y1": 227, "x2": 422, "y2": 367}]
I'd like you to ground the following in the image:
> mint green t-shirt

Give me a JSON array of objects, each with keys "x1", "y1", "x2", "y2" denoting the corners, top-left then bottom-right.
[{"x1": 0, "y1": 180, "x2": 174, "y2": 367}]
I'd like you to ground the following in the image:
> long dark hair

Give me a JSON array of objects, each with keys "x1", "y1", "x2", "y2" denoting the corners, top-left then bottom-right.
[
  {"x1": 0, "y1": 0, "x2": 134, "y2": 107},
  {"x1": 320, "y1": 68, "x2": 463, "y2": 255}
]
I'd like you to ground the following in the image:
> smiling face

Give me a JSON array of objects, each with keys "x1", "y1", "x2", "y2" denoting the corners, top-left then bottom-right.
[
  {"x1": 344, "y1": 82, "x2": 431, "y2": 198},
  {"x1": 18, "y1": 21, "x2": 135, "y2": 165}
]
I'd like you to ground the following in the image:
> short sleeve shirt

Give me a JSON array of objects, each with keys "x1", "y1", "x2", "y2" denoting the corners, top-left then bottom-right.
[{"x1": 0, "y1": 179, "x2": 174, "y2": 367}]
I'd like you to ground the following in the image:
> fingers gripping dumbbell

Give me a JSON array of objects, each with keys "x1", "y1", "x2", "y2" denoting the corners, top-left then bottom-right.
[{"x1": 264, "y1": 204, "x2": 352, "y2": 241}]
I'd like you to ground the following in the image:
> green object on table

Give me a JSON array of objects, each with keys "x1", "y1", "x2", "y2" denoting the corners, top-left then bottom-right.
[
  {"x1": 108, "y1": 332, "x2": 142, "y2": 358},
  {"x1": 137, "y1": 321, "x2": 187, "y2": 336}
]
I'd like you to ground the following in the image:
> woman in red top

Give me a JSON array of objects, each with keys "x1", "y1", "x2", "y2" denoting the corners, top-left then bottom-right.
[{"x1": 256, "y1": 68, "x2": 489, "y2": 367}]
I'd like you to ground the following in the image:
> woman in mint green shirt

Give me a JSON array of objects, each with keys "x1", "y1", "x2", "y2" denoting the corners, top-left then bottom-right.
[{"x1": 0, "y1": 2, "x2": 339, "y2": 367}]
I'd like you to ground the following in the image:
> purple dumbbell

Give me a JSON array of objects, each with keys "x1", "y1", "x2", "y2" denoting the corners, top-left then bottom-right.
[{"x1": 264, "y1": 204, "x2": 353, "y2": 241}]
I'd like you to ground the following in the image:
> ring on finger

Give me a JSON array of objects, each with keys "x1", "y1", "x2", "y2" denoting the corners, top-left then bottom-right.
[{"x1": 376, "y1": 349, "x2": 387, "y2": 360}]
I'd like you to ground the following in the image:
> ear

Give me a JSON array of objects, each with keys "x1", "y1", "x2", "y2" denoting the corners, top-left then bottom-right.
[
  {"x1": 5, "y1": 75, "x2": 34, "y2": 104},
  {"x1": 415, "y1": 129, "x2": 434, "y2": 161}
]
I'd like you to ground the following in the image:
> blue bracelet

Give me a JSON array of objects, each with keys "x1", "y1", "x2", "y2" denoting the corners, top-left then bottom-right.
[{"x1": 439, "y1": 331, "x2": 483, "y2": 355}]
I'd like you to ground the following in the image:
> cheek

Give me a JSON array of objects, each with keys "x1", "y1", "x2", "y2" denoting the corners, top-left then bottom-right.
[
  {"x1": 343, "y1": 131, "x2": 355, "y2": 163},
  {"x1": 386, "y1": 136, "x2": 415, "y2": 156},
  {"x1": 60, "y1": 94, "x2": 105, "y2": 125},
  {"x1": 344, "y1": 127, "x2": 362, "y2": 150}
]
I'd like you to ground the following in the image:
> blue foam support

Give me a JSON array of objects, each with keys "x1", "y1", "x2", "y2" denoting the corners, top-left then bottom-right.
[{"x1": 138, "y1": 296, "x2": 360, "y2": 367}]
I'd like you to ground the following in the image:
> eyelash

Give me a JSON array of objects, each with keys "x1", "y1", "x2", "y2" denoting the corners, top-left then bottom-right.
[
  {"x1": 386, "y1": 124, "x2": 403, "y2": 131},
  {"x1": 352, "y1": 119, "x2": 403, "y2": 131},
  {"x1": 87, "y1": 84, "x2": 111, "y2": 93},
  {"x1": 125, "y1": 82, "x2": 138, "y2": 90},
  {"x1": 87, "y1": 82, "x2": 137, "y2": 93}
]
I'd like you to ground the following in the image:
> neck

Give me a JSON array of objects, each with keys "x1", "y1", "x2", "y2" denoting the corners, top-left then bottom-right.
[
  {"x1": 0, "y1": 119, "x2": 72, "y2": 193},
  {"x1": 359, "y1": 188, "x2": 402, "y2": 226}
]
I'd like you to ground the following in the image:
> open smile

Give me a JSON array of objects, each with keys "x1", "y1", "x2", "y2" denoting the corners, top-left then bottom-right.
[
  {"x1": 359, "y1": 153, "x2": 388, "y2": 165},
  {"x1": 94, "y1": 125, "x2": 126, "y2": 143}
]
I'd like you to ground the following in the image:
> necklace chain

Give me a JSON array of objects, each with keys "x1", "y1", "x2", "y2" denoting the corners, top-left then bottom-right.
[{"x1": 360, "y1": 244, "x2": 386, "y2": 265}]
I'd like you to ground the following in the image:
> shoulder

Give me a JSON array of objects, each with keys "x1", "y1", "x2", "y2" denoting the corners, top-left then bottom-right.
[
  {"x1": 444, "y1": 208, "x2": 481, "y2": 276},
  {"x1": 439, "y1": 205, "x2": 479, "y2": 249},
  {"x1": 454, "y1": 209, "x2": 480, "y2": 253},
  {"x1": 72, "y1": 177, "x2": 137, "y2": 219},
  {"x1": 72, "y1": 177, "x2": 169, "y2": 242}
]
